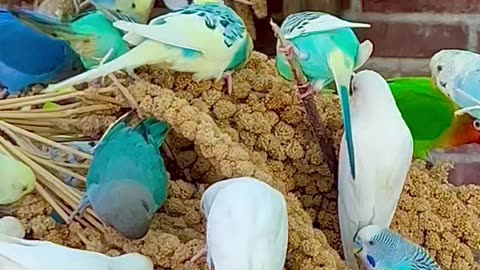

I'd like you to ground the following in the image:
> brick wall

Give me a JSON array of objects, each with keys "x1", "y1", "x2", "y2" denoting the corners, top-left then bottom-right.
[{"x1": 341, "y1": 0, "x2": 480, "y2": 77}]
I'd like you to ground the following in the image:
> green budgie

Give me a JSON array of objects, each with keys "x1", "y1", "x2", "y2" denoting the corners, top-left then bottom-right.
[
  {"x1": 10, "y1": 9, "x2": 129, "y2": 69},
  {"x1": 0, "y1": 153, "x2": 35, "y2": 205},
  {"x1": 70, "y1": 113, "x2": 170, "y2": 239},
  {"x1": 42, "y1": 0, "x2": 254, "y2": 95},
  {"x1": 274, "y1": 11, "x2": 373, "y2": 180},
  {"x1": 354, "y1": 225, "x2": 440, "y2": 270},
  {"x1": 388, "y1": 77, "x2": 480, "y2": 159}
]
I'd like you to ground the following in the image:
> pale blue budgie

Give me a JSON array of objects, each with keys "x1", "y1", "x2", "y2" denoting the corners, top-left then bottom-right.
[
  {"x1": 195, "y1": 177, "x2": 288, "y2": 270},
  {"x1": 274, "y1": 11, "x2": 373, "y2": 180},
  {"x1": 338, "y1": 70, "x2": 413, "y2": 270},
  {"x1": 70, "y1": 112, "x2": 170, "y2": 239},
  {"x1": 354, "y1": 225, "x2": 440, "y2": 270},
  {"x1": 42, "y1": 0, "x2": 254, "y2": 95},
  {"x1": 430, "y1": 49, "x2": 480, "y2": 119},
  {"x1": 0, "y1": 234, "x2": 153, "y2": 270}
]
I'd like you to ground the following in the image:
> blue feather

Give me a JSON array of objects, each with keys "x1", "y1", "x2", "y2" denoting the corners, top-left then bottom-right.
[{"x1": 339, "y1": 85, "x2": 356, "y2": 178}]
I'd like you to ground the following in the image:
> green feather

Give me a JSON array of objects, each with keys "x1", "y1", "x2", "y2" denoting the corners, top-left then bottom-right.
[{"x1": 387, "y1": 77, "x2": 457, "y2": 159}]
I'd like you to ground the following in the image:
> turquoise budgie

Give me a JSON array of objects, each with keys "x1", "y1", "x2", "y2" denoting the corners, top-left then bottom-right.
[
  {"x1": 10, "y1": 9, "x2": 129, "y2": 69},
  {"x1": 338, "y1": 70, "x2": 413, "y2": 270},
  {"x1": 42, "y1": 0, "x2": 254, "y2": 95},
  {"x1": 70, "y1": 112, "x2": 170, "y2": 239},
  {"x1": 196, "y1": 177, "x2": 288, "y2": 270},
  {"x1": 274, "y1": 12, "x2": 373, "y2": 180},
  {"x1": 354, "y1": 225, "x2": 440, "y2": 270},
  {"x1": 430, "y1": 49, "x2": 480, "y2": 119}
]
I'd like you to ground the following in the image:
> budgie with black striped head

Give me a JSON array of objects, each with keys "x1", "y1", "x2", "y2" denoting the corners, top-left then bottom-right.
[
  {"x1": 42, "y1": 0, "x2": 253, "y2": 95},
  {"x1": 354, "y1": 225, "x2": 440, "y2": 270}
]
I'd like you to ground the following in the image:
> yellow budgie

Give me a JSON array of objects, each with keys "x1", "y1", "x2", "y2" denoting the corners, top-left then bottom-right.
[
  {"x1": 43, "y1": 0, "x2": 254, "y2": 95},
  {"x1": 0, "y1": 153, "x2": 35, "y2": 205}
]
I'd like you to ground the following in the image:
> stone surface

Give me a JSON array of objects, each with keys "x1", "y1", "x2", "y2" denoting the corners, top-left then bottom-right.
[{"x1": 362, "y1": 0, "x2": 480, "y2": 13}]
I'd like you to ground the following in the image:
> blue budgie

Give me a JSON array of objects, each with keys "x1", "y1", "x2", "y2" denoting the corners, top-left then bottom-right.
[
  {"x1": 430, "y1": 49, "x2": 480, "y2": 119},
  {"x1": 274, "y1": 11, "x2": 373, "y2": 180},
  {"x1": 0, "y1": 9, "x2": 85, "y2": 98},
  {"x1": 9, "y1": 9, "x2": 129, "y2": 69},
  {"x1": 354, "y1": 225, "x2": 440, "y2": 270},
  {"x1": 42, "y1": 0, "x2": 254, "y2": 95},
  {"x1": 70, "y1": 112, "x2": 170, "y2": 239}
]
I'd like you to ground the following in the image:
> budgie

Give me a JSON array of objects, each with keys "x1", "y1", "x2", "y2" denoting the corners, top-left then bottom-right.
[
  {"x1": 88, "y1": 0, "x2": 155, "y2": 23},
  {"x1": 430, "y1": 49, "x2": 480, "y2": 119},
  {"x1": 354, "y1": 225, "x2": 440, "y2": 270},
  {"x1": 0, "y1": 234, "x2": 153, "y2": 270},
  {"x1": 274, "y1": 11, "x2": 373, "y2": 180},
  {"x1": 42, "y1": 0, "x2": 254, "y2": 95},
  {"x1": 0, "y1": 216, "x2": 25, "y2": 239},
  {"x1": 338, "y1": 70, "x2": 413, "y2": 270},
  {"x1": 195, "y1": 176, "x2": 288, "y2": 270},
  {"x1": 0, "y1": 9, "x2": 85, "y2": 98},
  {"x1": 10, "y1": 9, "x2": 129, "y2": 69},
  {"x1": 0, "y1": 152, "x2": 36, "y2": 205},
  {"x1": 70, "y1": 112, "x2": 170, "y2": 239},
  {"x1": 388, "y1": 77, "x2": 480, "y2": 159}
]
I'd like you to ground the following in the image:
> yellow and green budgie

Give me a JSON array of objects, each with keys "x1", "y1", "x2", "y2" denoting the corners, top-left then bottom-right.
[
  {"x1": 42, "y1": 0, "x2": 254, "y2": 95},
  {"x1": 0, "y1": 153, "x2": 35, "y2": 205}
]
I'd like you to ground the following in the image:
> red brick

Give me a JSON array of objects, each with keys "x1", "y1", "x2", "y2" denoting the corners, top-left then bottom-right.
[
  {"x1": 362, "y1": 0, "x2": 480, "y2": 13},
  {"x1": 341, "y1": 0, "x2": 350, "y2": 10},
  {"x1": 354, "y1": 21, "x2": 468, "y2": 58}
]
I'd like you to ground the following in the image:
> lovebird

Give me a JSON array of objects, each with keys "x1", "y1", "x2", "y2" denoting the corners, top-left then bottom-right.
[
  {"x1": 0, "y1": 216, "x2": 25, "y2": 239},
  {"x1": 10, "y1": 9, "x2": 129, "y2": 69},
  {"x1": 0, "y1": 9, "x2": 85, "y2": 98},
  {"x1": 430, "y1": 49, "x2": 480, "y2": 119},
  {"x1": 0, "y1": 234, "x2": 153, "y2": 270},
  {"x1": 42, "y1": 0, "x2": 254, "y2": 95},
  {"x1": 196, "y1": 177, "x2": 288, "y2": 270},
  {"x1": 70, "y1": 113, "x2": 170, "y2": 239},
  {"x1": 388, "y1": 77, "x2": 480, "y2": 159},
  {"x1": 338, "y1": 70, "x2": 413, "y2": 270},
  {"x1": 274, "y1": 11, "x2": 373, "y2": 180},
  {"x1": 89, "y1": 0, "x2": 155, "y2": 23},
  {"x1": 0, "y1": 153, "x2": 36, "y2": 205},
  {"x1": 354, "y1": 225, "x2": 440, "y2": 270}
]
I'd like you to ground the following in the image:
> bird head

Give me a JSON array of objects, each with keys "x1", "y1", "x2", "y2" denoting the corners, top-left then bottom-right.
[
  {"x1": 429, "y1": 49, "x2": 469, "y2": 96},
  {"x1": 90, "y1": 181, "x2": 154, "y2": 239},
  {"x1": 432, "y1": 114, "x2": 480, "y2": 151},
  {"x1": 91, "y1": 0, "x2": 154, "y2": 23},
  {"x1": 353, "y1": 225, "x2": 386, "y2": 269},
  {"x1": 112, "y1": 253, "x2": 154, "y2": 270}
]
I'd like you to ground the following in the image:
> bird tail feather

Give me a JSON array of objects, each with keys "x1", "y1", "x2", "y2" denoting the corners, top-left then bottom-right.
[
  {"x1": 135, "y1": 118, "x2": 170, "y2": 149},
  {"x1": 328, "y1": 50, "x2": 356, "y2": 179}
]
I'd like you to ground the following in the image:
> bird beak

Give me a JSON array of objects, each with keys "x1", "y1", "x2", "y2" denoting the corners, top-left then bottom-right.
[{"x1": 353, "y1": 246, "x2": 363, "y2": 255}]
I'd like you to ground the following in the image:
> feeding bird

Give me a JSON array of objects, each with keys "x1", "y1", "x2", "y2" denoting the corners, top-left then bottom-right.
[
  {"x1": 354, "y1": 225, "x2": 440, "y2": 270},
  {"x1": 70, "y1": 112, "x2": 170, "y2": 239},
  {"x1": 9, "y1": 9, "x2": 130, "y2": 69},
  {"x1": 197, "y1": 177, "x2": 288, "y2": 270},
  {"x1": 0, "y1": 152, "x2": 36, "y2": 205},
  {"x1": 0, "y1": 9, "x2": 85, "y2": 98},
  {"x1": 430, "y1": 49, "x2": 480, "y2": 119},
  {"x1": 0, "y1": 234, "x2": 154, "y2": 270},
  {"x1": 41, "y1": 0, "x2": 254, "y2": 95},
  {"x1": 338, "y1": 70, "x2": 413, "y2": 270},
  {"x1": 274, "y1": 11, "x2": 373, "y2": 180},
  {"x1": 388, "y1": 77, "x2": 480, "y2": 159}
]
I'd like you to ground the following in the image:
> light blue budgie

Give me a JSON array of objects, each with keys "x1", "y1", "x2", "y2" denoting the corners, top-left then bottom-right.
[
  {"x1": 42, "y1": 0, "x2": 254, "y2": 95},
  {"x1": 354, "y1": 225, "x2": 440, "y2": 270},
  {"x1": 430, "y1": 49, "x2": 480, "y2": 119},
  {"x1": 10, "y1": 9, "x2": 129, "y2": 69},
  {"x1": 70, "y1": 112, "x2": 170, "y2": 239},
  {"x1": 274, "y1": 11, "x2": 373, "y2": 179},
  {"x1": 0, "y1": 9, "x2": 85, "y2": 98}
]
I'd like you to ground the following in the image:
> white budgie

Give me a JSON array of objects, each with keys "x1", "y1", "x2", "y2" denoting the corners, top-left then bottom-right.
[
  {"x1": 0, "y1": 217, "x2": 25, "y2": 239},
  {"x1": 42, "y1": 0, "x2": 253, "y2": 95},
  {"x1": 200, "y1": 177, "x2": 288, "y2": 270},
  {"x1": 0, "y1": 234, "x2": 153, "y2": 270},
  {"x1": 338, "y1": 70, "x2": 413, "y2": 270},
  {"x1": 354, "y1": 225, "x2": 440, "y2": 270},
  {"x1": 0, "y1": 153, "x2": 35, "y2": 205}
]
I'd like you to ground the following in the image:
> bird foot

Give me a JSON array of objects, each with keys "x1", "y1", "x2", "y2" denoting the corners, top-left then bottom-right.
[
  {"x1": 223, "y1": 72, "x2": 233, "y2": 95},
  {"x1": 190, "y1": 246, "x2": 207, "y2": 263},
  {"x1": 297, "y1": 83, "x2": 314, "y2": 99},
  {"x1": 278, "y1": 44, "x2": 294, "y2": 60}
]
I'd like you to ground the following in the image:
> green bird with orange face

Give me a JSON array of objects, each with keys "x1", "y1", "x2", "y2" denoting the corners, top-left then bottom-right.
[{"x1": 388, "y1": 77, "x2": 480, "y2": 159}]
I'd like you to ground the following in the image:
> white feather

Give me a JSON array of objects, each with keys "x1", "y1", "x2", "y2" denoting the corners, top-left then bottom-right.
[
  {"x1": 201, "y1": 177, "x2": 288, "y2": 270},
  {"x1": 0, "y1": 235, "x2": 153, "y2": 270},
  {"x1": 338, "y1": 70, "x2": 413, "y2": 270},
  {"x1": 0, "y1": 217, "x2": 24, "y2": 239},
  {"x1": 283, "y1": 13, "x2": 370, "y2": 40}
]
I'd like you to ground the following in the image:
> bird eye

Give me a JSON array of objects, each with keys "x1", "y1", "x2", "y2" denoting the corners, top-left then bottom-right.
[
  {"x1": 473, "y1": 120, "x2": 480, "y2": 131},
  {"x1": 368, "y1": 240, "x2": 374, "y2": 246},
  {"x1": 131, "y1": 2, "x2": 136, "y2": 8},
  {"x1": 437, "y1": 65, "x2": 443, "y2": 72}
]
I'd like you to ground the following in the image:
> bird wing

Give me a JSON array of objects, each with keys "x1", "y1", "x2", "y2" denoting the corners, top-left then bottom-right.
[
  {"x1": 281, "y1": 11, "x2": 370, "y2": 39},
  {"x1": 113, "y1": 4, "x2": 248, "y2": 59}
]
